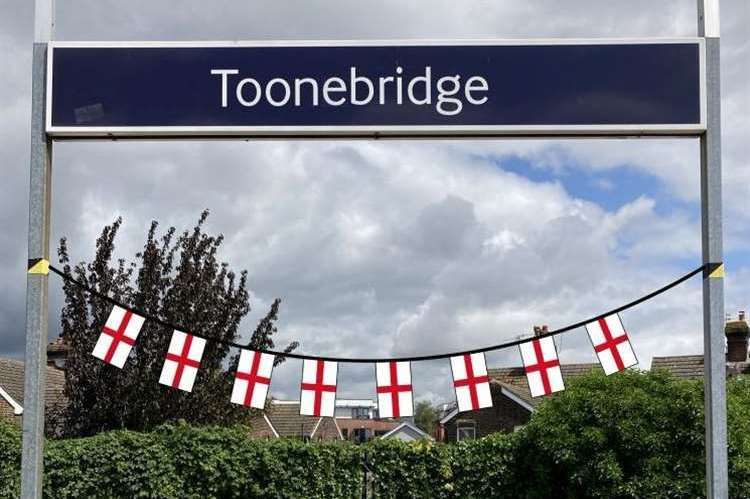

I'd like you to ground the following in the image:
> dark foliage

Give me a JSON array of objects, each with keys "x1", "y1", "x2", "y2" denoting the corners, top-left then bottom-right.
[
  {"x1": 2, "y1": 372, "x2": 749, "y2": 497},
  {"x1": 53, "y1": 211, "x2": 297, "y2": 437}
]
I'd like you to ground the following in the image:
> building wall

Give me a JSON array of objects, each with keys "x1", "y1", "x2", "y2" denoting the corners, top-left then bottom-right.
[
  {"x1": 443, "y1": 384, "x2": 531, "y2": 442},
  {"x1": 248, "y1": 415, "x2": 277, "y2": 439},
  {"x1": 0, "y1": 401, "x2": 21, "y2": 426},
  {"x1": 313, "y1": 417, "x2": 342, "y2": 440}
]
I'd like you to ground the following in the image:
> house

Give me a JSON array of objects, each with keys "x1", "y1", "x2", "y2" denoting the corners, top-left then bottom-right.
[
  {"x1": 248, "y1": 400, "x2": 343, "y2": 440},
  {"x1": 652, "y1": 312, "x2": 750, "y2": 379},
  {"x1": 0, "y1": 357, "x2": 66, "y2": 426},
  {"x1": 437, "y1": 363, "x2": 602, "y2": 442},
  {"x1": 333, "y1": 399, "x2": 401, "y2": 442},
  {"x1": 381, "y1": 421, "x2": 432, "y2": 441},
  {"x1": 438, "y1": 313, "x2": 750, "y2": 442},
  {"x1": 250, "y1": 398, "x2": 424, "y2": 443}
]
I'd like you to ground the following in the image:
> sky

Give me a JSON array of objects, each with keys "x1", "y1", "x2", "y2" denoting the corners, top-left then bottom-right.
[{"x1": 0, "y1": 0, "x2": 748, "y2": 406}]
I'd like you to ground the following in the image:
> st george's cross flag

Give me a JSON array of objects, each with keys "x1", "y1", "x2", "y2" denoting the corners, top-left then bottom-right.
[
  {"x1": 159, "y1": 330, "x2": 206, "y2": 392},
  {"x1": 231, "y1": 349, "x2": 275, "y2": 409},
  {"x1": 585, "y1": 313, "x2": 638, "y2": 375},
  {"x1": 450, "y1": 353, "x2": 492, "y2": 412},
  {"x1": 520, "y1": 336, "x2": 565, "y2": 397},
  {"x1": 300, "y1": 359, "x2": 338, "y2": 417},
  {"x1": 375, "y1": 361, "x2": 414, "y2": 419},
  {"x1": 92, "y1": 305, "x2": 145, "y2": 368}
]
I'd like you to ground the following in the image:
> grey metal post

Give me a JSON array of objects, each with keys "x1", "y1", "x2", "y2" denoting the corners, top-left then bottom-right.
[
  {"x1": 698, "y1": 1, "x2": 727, "y2": 498},
  {"x1": 21, "y1": 1, "x2": 54, "y2": 497}
]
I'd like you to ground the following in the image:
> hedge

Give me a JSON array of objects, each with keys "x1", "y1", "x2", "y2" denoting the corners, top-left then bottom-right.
[{"x1": 0, "y1": 371, "x2": 748, "y2": 498}]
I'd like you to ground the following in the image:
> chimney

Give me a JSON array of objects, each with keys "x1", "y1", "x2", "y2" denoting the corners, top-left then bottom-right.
[
  {"x1": 533, "y1": 325, "x2": 549, "y2": 337},
  {"x1": 47, "y1": 336, "x2": 70, "y2": 370},
  {"x1": 726, "y1": 312, "x2": 749, "y2": 362}
]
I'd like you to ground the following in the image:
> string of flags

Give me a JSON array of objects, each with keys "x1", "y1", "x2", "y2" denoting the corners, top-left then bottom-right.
[{"x1": 49, "y1": 262, "x2": 708, "y2": 417}]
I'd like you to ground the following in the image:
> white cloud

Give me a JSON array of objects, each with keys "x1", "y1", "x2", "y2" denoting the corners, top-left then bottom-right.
[{"x1": 0, "y1": 0, "x2": 747, "y2": 405}]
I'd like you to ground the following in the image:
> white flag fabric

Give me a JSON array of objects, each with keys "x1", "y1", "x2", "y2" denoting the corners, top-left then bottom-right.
[
  {"x1": 585, "y1": 314, "x2": 638, "y2": 375},
  {"x1": 520, "y1": 337, "x2": 565, "y2": 397},
  {"x1": 158, "y1": 330, "x2": 206, "y2": 392},
  {"x1": 231, "y1": 349, "x2": 275, "y2": 409},
  {"x1": 375, "y1": 361, "x2": 414, "y2": 418},
  {"x1": 450, "y1": 353, "x2": 492, "y2": 412},
  {"x1": 300, "y1": 359, "x2": 338, "y2": 417},
  {"x1": 92, "y1": 305, "x2": 145, "y2": 368}
]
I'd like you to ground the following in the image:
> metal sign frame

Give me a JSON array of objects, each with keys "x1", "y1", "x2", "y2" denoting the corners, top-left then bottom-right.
[{"x1": 21, "y1": 1, "x2": 727, "y2": 498}]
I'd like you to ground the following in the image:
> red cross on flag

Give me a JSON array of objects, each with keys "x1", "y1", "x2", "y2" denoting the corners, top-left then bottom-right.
[
  {"x1": 520, "y1": 336, "x2": 564, "y2": 397},
  {"x1": 159, "y1": 330, "x2": 206, "y2": 392},
  {"x1": 92, "y1": 305, "x2": 145, "y2": 368},
  {"x1": 375, "y1": 361, "x2": 413, "y2": 419},
  {"x1": 300, "y1": 359, "x2": 337, "y2": 417},
  {"x1": 231, "y1": 349, "x2": 275, "y2": 409},
  {"x1": 450, "y1": 353, "x2": 492, "y2": 412},
  {"x1": 585, "y1": 314, "x2": 638, "y2": 375}
]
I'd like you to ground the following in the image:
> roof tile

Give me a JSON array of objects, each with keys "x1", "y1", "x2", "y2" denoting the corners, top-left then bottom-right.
[{"x1": 0, "y1": 357, "x2": 66, "y2": 410}]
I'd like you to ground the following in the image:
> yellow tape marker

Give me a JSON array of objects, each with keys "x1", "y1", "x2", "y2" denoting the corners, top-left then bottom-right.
[
  {"x1": 709, "y1": 263, "x2": 725, "y2": 279},
  {"x1": 27, "y1": 259, "x2": 50, "y2": 275}
]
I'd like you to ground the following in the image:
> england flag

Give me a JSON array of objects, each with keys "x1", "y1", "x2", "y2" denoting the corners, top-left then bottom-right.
[
  {"x1": 159, "y1": 330, "x2": 206, "y2": 393},
  {"x1": 92, "y1": 305, "x2": 145, "y2": 368},
  {"x1": 450, "y1": 353, "x2": 492, "y2": 412},
  {"x1": 375, "y1": 361, "x2": 414, "y2": 419},
  {"x1": 585, "y1": 314, "x2": 638, "y2": 375},
  {"x1": 231, "y1": 349, "x2": 274, "y2": 409},
  {"x1": 520, "y1": 337, "x2": 565, "y2": 397},
  {"x1": 300, "y1": 359, "x2": 338, "y2": 417}
]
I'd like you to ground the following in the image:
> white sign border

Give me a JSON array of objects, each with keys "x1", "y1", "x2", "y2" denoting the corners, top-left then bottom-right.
[{"x1": 45, "y1": 38, "x2": 707, "y2": 138}]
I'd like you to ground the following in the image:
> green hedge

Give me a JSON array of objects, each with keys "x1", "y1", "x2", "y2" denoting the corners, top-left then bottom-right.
[{"x1": 1, "y1": 371, "x2": 748, "y2": 498}]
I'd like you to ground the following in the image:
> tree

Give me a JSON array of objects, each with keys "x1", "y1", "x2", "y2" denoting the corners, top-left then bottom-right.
[
  {"x1": 511, "y1": 370, "x2": 750, "y2": 499},
  {"x1": 414, "y1": 400, "x2": 438, "y2": 436},
  {"x1": 53, "y1": 211, "x2": 298, "y2": 437}
]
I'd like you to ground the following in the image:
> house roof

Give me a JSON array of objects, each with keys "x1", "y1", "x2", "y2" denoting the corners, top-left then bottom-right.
[
  {"x1": 650, "y1": 355, "x2": 705, "y2": 379},
  {"x1": 265, "y1": 402, "x2": 321, "y2": 437},
  {"x1": 487, "y1": 362, "x2": 602, "y2": 408},
  {"x1": 496, "y1": 382, "x2": 536, "y2": 411},
  {"x1": 651, "y1": 354, "x2": 750, "y2": 379},
  {"x1": 0, "y1": 357, "x2": 66, "y2": 414},
  {"x1": 255, "y1": 401, "x2": 342, "y2": 439},
  {"x1": 381, "y1": 421, "x2": 433, "y2": 440},
  {"x1": 438, "y1": 362, "x2": 603, "y2": 425}
]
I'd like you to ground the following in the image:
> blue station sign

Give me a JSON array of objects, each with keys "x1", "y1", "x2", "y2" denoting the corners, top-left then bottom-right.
[{"x1": 46, "y1": 40, "x2": 705, "y2": 138}]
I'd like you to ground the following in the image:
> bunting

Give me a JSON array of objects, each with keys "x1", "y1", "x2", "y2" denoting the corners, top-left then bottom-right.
[{"x1": 44, "y1": 262, "x2": 708, "y2": 415}]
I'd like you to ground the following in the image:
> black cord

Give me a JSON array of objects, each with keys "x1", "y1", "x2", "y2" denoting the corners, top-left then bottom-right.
[{"x1": 48, "y1": 263, "x2": 707, "y2": 364}]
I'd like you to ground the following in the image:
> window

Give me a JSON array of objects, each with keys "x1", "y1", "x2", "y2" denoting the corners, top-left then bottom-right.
[
  {"x1": 456, "y1": 421, "x2": 476, "y2": 441},
  {"x1": 352, "y1": 407, "x2": 370, "y2": 419}
]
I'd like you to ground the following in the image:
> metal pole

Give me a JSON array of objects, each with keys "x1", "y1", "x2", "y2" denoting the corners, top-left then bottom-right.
[
  {"x1": 21, "y1": 1, "x2": 54, "y2": 497},
  {"x1": 697, "y1": 1, "x2": 727, "y2": 498}
]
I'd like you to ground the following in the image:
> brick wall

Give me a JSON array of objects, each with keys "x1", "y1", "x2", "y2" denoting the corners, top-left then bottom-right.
[
  {"x1": 443, "y1": 384, "x2": 531, "y2": 442},
  {"x1": 313, "y1": 417, "x2": 342, "y2": 440},
  {"x1": 0, "y1": 401, "x2": 21, "y2": 426}
]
